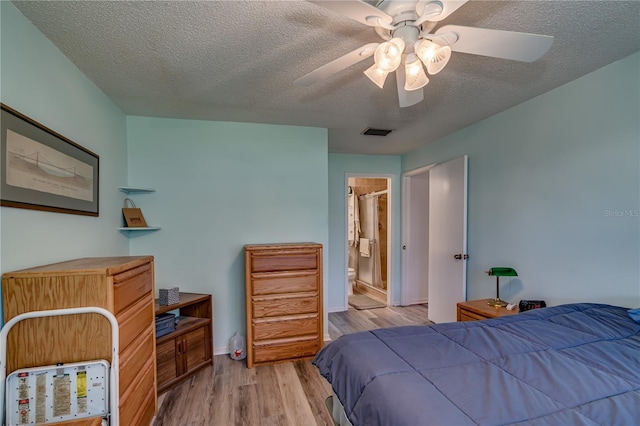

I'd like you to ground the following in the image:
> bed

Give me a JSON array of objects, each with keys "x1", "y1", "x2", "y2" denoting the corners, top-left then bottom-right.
[{"x1": 313, "y1": 303, "x2": 640, "y2": 425}]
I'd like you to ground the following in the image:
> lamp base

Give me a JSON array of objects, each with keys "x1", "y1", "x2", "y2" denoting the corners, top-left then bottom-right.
[{"x1": 486, "y1": 298, "x2": 508, "y2": 307}]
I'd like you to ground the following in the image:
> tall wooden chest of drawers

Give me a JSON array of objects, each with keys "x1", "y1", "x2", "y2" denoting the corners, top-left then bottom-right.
[
  {"x1": 244, "y1": 243, "x2": 323, "y2": 368},
  {"x1": 2, "y1": 256, "x2": 157, "y2": 426}
]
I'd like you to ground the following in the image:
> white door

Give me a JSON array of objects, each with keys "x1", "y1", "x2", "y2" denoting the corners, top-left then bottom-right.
[
  {"x1": 428, "y1": 155, "x2": 468, "y2": 323},
  {"x1": 401, "y1": 171, "x2": 430, "y2": 305}
]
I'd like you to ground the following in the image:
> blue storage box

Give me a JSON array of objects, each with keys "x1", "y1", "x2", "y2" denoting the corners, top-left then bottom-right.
[{"x1": 155, "y1": 313, "x2": 175, "y2": 338}]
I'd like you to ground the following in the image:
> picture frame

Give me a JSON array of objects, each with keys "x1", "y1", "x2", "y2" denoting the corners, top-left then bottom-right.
[{"x1": 1, "y1": 104, "x2": 99, "y2": 216}]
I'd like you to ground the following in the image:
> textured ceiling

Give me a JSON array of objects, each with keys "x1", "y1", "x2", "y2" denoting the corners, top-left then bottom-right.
[{"x1": 12, "y1": 0, "x2": 640, "y2": 155}]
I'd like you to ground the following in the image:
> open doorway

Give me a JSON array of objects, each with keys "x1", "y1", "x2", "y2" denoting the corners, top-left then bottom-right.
[
  {"x1": 346, "y1": 176, "x2": 390, "y2": 309},
  {"x1": 401, "y1": 156, "x2": 468, "y2": 323}
]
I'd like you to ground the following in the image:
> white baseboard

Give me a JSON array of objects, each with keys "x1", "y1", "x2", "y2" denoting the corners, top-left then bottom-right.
[
  {"x1": 399, "y1": 298, "x2": 428, "y2": 306},
  {"x1": 324, "y1": 333, "x2": 331, "y2": 343},
  {"x1": 214, "y1": 345, "x2": 229, "y2": 356}
]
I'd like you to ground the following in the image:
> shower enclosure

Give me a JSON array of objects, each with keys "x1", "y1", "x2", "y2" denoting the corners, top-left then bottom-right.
[
  {"x1": 347, "y1": 177, "x2": 388, "y2": 304},
  {"x1": 358, "y1": 192, "x2": 384, "y2": 289}
]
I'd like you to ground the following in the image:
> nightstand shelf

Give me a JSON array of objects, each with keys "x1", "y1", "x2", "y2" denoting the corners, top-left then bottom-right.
[{"x1": 457, "y1": 299, "x2": 520, "y2": 321}]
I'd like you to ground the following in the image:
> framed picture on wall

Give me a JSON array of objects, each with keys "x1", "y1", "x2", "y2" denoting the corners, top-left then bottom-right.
[{"x1": 1, "y1": 103, "x2": 99, "y2": 216}]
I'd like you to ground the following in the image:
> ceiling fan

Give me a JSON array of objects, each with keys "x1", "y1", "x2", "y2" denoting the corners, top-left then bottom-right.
[{"x1": 295, "y1": 0, "x2": 554, "y2": 107}]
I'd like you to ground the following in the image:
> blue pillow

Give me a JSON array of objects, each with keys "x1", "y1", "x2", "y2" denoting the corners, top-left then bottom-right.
[{"x1": 628, "y1": 308, "x2": 640, "y2": 323}]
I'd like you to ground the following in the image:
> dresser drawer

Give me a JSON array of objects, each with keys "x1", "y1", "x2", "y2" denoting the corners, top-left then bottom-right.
[
  {"x1": 119, "y1": 327, "x2": 154, "y2": 394},
  {"x1": 251, "y1": 271, "x2": 318, "y2": 295},
  {"x1": 253, "y1": 293, "x2": 318, "y2": 318},
  {"x1": 253, "y1": 335, "x2": 320, "y2": 364},
  {"x1": 131, "y1": 388, "x2": 156, "y2": 426},
  {"x1": 254, "y1": 314, "x2": 318, "y2": 340},
  {"x1": 250, "y1": 251, "x2": 318, "y2": 272},
  {"x1": 114, "y1": 263, "x2": 152, "y2": 315},
  {"x1": 117, "y1": 294, "x2": 154, "y2": 352},
  {"x1": 119, "y1": 358, "x2": 155, "y2": 426},
  {"x1": 458, "y1": 309, "x2": 487, "y2": 321}
]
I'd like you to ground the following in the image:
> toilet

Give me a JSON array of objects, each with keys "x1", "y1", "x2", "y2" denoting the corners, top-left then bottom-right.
[{"x1": 347, "y1": 268, "x2": 356, "y2": 295}]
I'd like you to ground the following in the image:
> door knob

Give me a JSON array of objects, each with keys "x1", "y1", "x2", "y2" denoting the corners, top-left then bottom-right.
[{"x1": 454, "y1": 254, "x2": 469, "y2": 260}]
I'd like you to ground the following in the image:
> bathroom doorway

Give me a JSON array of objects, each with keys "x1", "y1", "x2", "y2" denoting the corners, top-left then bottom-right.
[{"x1": 347, "y1": 176, "x2": 390, "y2": 308}]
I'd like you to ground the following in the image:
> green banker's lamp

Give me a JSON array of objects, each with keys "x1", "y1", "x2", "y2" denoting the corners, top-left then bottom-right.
[{"x1": 486, "y1": 267, "x2": 518, "y2": 307}]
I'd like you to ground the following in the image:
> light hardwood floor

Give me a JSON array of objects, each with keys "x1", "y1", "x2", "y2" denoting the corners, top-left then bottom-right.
[{"x1": 153, "y1": 304, "x2": 430, "y2": 426}]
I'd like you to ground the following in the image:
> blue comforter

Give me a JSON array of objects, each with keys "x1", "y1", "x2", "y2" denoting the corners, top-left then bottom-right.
[{"x1": 313, "y1": 303, "x2": 640, "y2": 425}]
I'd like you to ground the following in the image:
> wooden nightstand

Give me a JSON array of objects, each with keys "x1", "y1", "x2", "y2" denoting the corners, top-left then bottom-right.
[{"x1": 457, "y1": 299, "x2": 520, "y2": 321}]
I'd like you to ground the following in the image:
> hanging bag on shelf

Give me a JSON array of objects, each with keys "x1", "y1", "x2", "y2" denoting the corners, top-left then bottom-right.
[{"x1": 122, "y1": 198, "x2": 148, "y2": 227}]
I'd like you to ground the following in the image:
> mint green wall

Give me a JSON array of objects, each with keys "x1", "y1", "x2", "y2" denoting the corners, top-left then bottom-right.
[
  {"x1": 327, "y1": 154, "x2": 402, "y2": 310},
  {"x1": 403, "y1": 53, "x2": 640, "y2": 308},
  {"x1": 0, "y1": 3, "x2": 129, "y2": 321},
  {"x1": 126, "y1": 117, "x2": 328, "y2": 352}
]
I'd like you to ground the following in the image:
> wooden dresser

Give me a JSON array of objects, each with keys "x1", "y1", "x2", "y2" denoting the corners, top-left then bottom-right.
[
  {"x1": 244, "y1": 243, "x2": 323, "y2": 368},
  {"x1": 2, "y1": 256, "x2": 157, "y2": 426}
]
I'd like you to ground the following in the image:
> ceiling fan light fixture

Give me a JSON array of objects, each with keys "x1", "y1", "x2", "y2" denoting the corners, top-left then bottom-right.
[
  {"x1": 404, "y1": 53, "x2": 429, "y2": 91},
  {"x1": 373, "y1": 37, "x2": 405, "y2": 72},
  {"x1": 415, "y1": 39, "x2": 452, "y2": 75},
  {"x1": 427, "y1": 45, "x2": 451, "y2": 75},
  {"x1": 364, "y1": 64, "x2": 389, "y2": 88}
]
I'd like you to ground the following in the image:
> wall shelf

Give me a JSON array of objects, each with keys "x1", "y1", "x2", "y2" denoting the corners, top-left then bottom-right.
[
  {"x1": 118, "y1": 186, "x2": 156, "y2": 194},
  {"x1": 117, "y1": 227, "x2": 161, "y2": 232},
  {"x1": 118, "y1": 186, "x2": 159, "y2": 233}
]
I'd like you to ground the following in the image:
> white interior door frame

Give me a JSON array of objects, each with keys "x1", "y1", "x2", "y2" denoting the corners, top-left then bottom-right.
[
  {"x1": 401, "y1": 164, "x2": 437, "y2": 306},
  {"x1": 344, "y1": 173, "x2": 394, "y2": 308}
]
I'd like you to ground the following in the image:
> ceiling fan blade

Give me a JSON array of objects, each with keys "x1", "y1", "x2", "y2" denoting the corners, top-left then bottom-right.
[
  {"x1": 419, "y1": 0, "x2": 468, "y2": 22},
  {"x1": 395, "y1": 63, "x2": 424, "y2": 108},
  {"x1": 295, "y1": 43, "x2": 379, "y2": 87},
  {"x1": 308, "y1": 0, "x2": 393, "y2": 27},
  {"x1": 435, "y1": 25, "x2": 554, "y2": 62}
]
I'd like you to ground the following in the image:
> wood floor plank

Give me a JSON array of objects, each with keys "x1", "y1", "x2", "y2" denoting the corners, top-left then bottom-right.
[
  {"x1": 274, "y1": 362, "x2": 317, "y2": 425},
  {"x1": 255, "y1": 364, "x2": 286, "y2": 419},
  {"x1": 259, "y1": 414, "x2": 288, "y2": 426},
  {"x1": 153, "y1": 304, "x2": 431, "y2": 425},
  {"x1": 235, "y1": 384, "x2": 261, "y2": 426},
  {"x1": 292, "y1": 359, "x2": 333, "y2": 426},
  {"x1": 181, "y1": 369, "x2": 216, "y2": 423},
  {"x1": 209, "y1": 359, "x2": 235, "y2": 425}
]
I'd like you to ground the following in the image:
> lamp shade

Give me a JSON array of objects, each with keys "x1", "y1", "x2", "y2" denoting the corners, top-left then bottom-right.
[
  {"x1": 373, "y1": 37, "x2": 405, "y2": 72},
  {"x1": 415, "y1": 39, "x2": 452, "y2": 75},
  {"x1": 404, "y1": 53, "x2": 429, "y2": 91},
  {"x1": 488, "y1": 267, "x2": 518, "y2": 277},
  {"x1": 364, "y1": 64, "x2": 390, "y2": 88}
]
